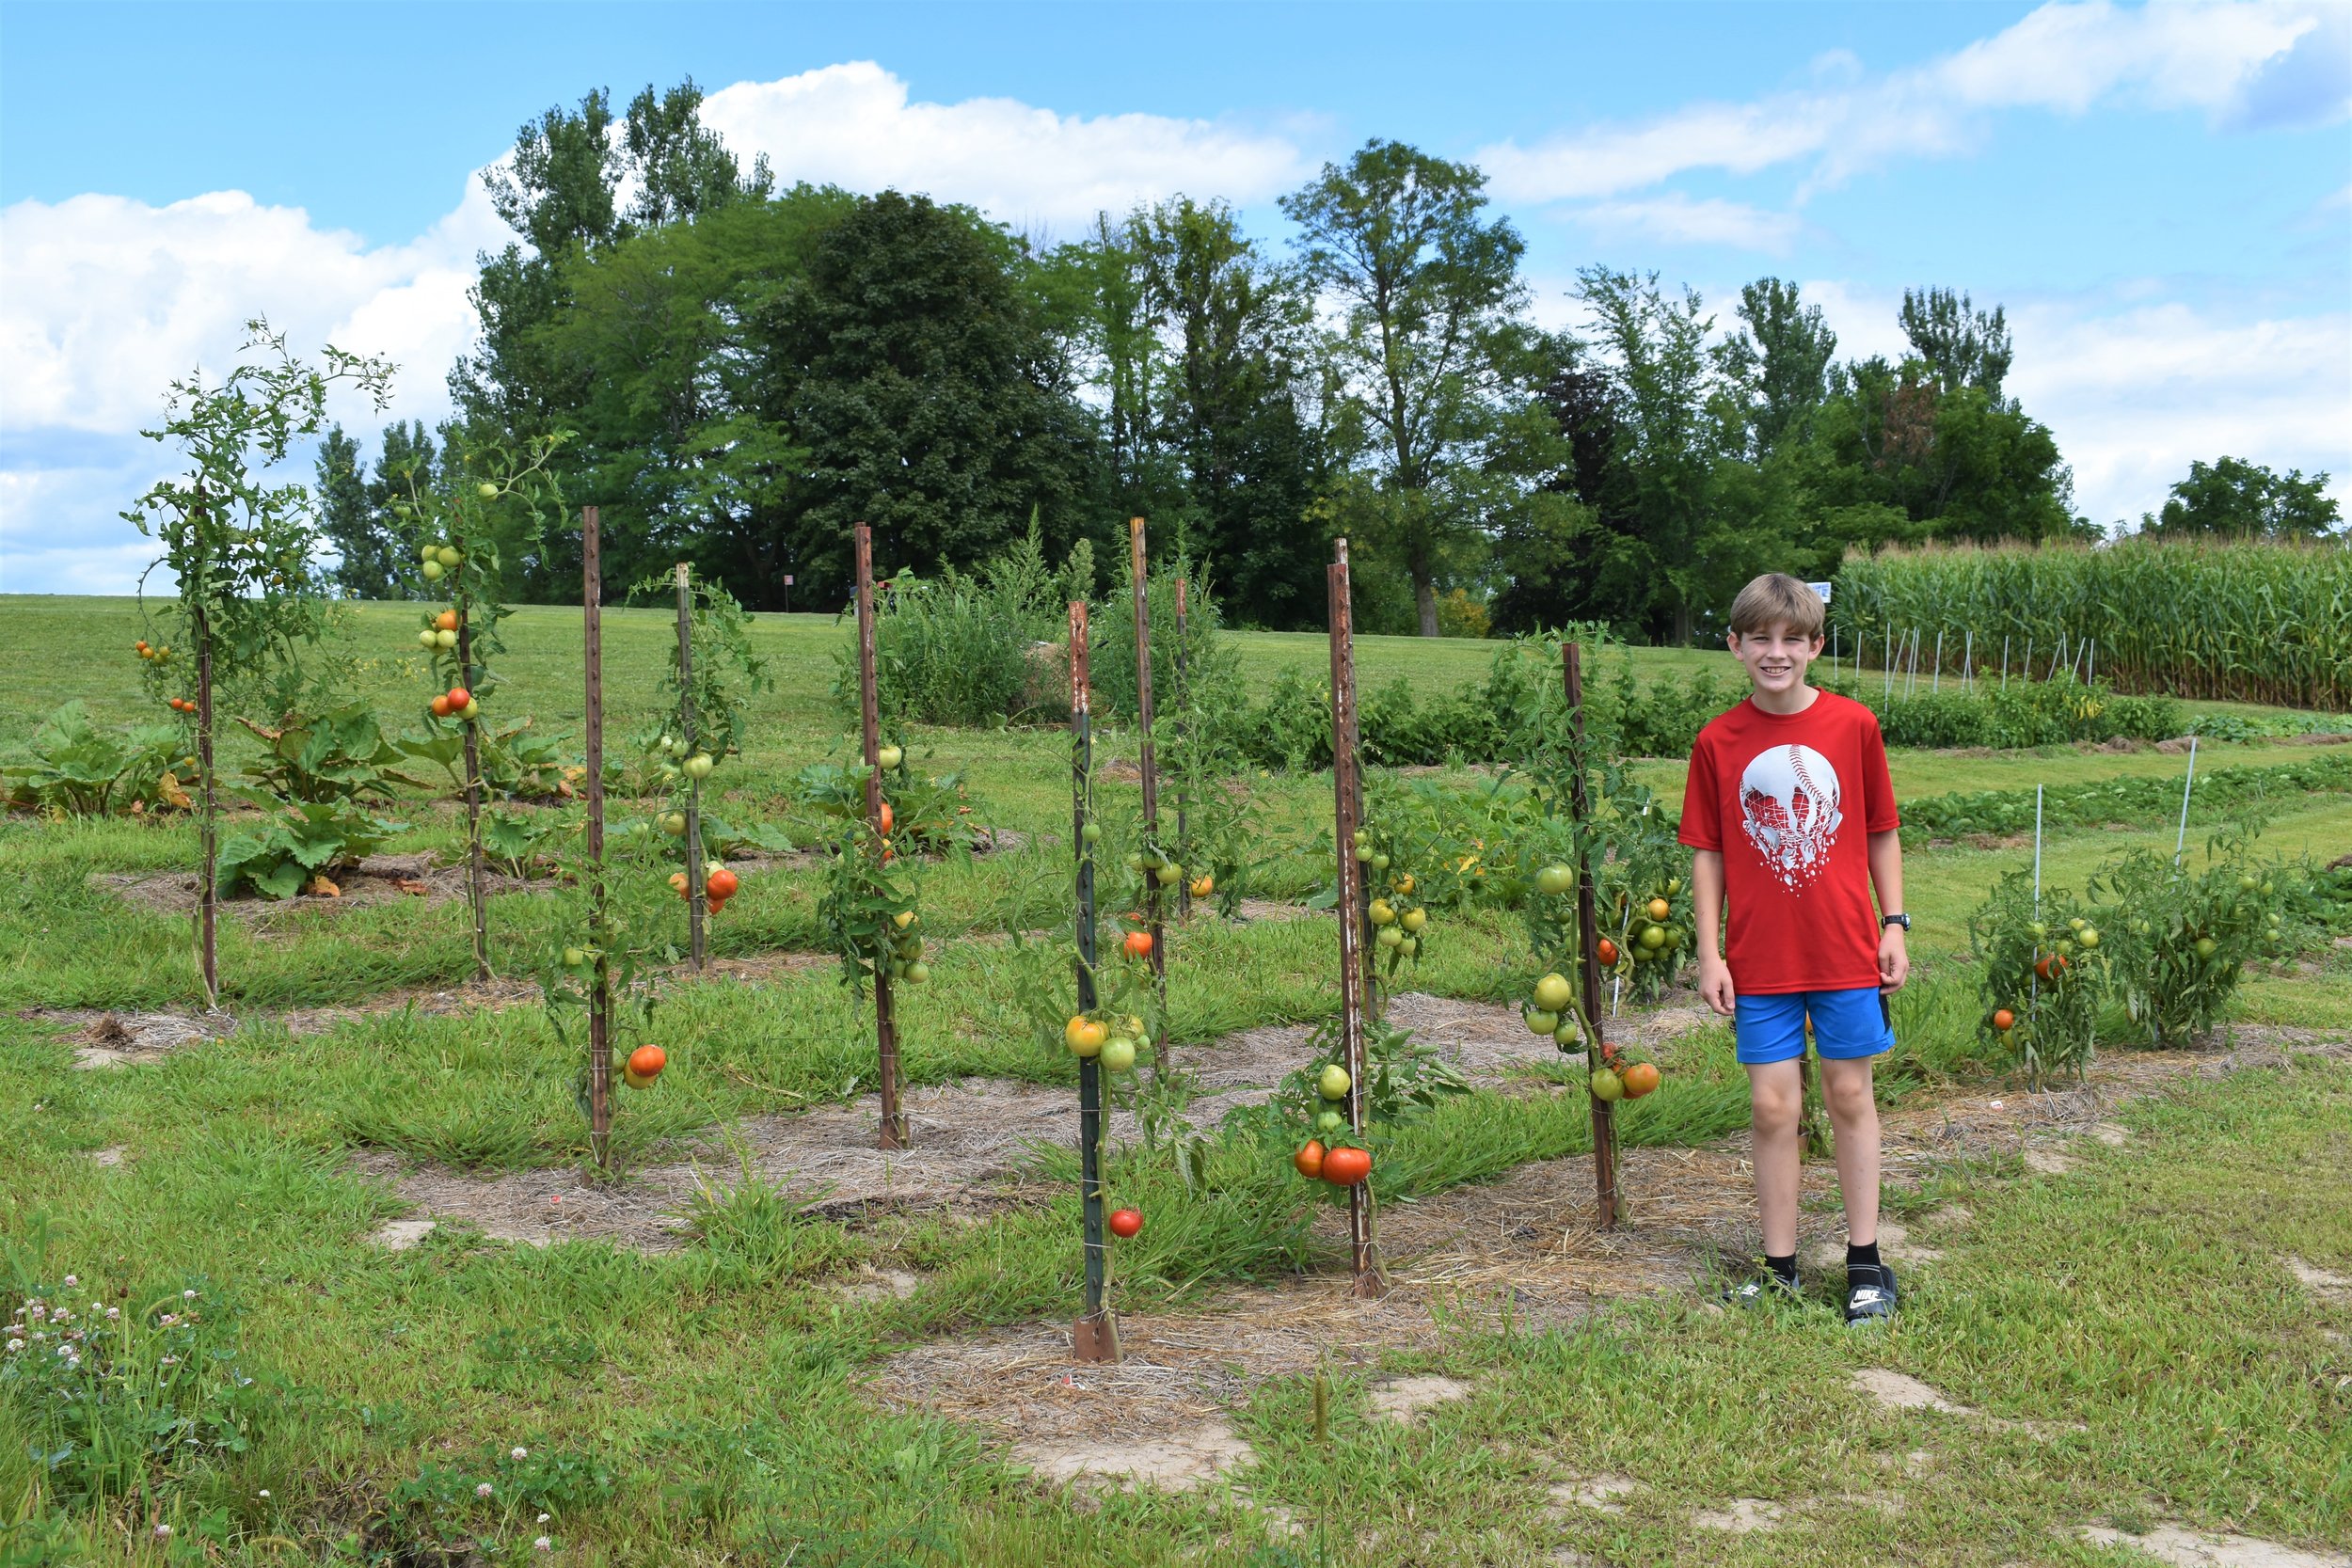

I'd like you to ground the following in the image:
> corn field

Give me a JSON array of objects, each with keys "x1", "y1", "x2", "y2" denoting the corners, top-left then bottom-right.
[{"x1": 1830, "y1": 539, "x2": 2352, "y2": 710}]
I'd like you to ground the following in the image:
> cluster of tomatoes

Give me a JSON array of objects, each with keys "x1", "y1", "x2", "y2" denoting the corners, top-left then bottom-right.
[
  {"x1": 415, "y1": 608, "x2": 462, "y2": 653},
  {"x1": 621, "y1": 1043, "x2": 666, "y2": 1090},
  {"x1": 1610, "y1": 882, "x2": 1687, "y2": 972},
  {"x1": 646, "y1": 734, "x2": 718, "y2": 784},
  {"x1": 417, "y1": 542, "x2": 464, "y2": 583},
  {"x1": 1125, "y1": 845, "x2": 1200, "y2": 894},
  {"x1": 1587, "y1": 1042, "x2": 1660, "y2": 1103},
  {"x1": 135, "y1": 641, "x2": 195, "y2": 713},
  {"x1": 1292, "y1": 1063, "x2": 1374, "y2": 1188},
  {"x1": 429, "y1": 686, "x2": 479, "y2": 722},
  {"x1": 1519, "y1": 969, "x2": 1661, "y2": 1101},
  {"x1": 881, "y1": 908, "x2": 926, "y2": 982},
  {"x1": 1064, "y1": 1013, "x2": 1143, "y2": 1074},
  {"x1": 667, "y1": 863, "x2": 743, "y2": 916}
]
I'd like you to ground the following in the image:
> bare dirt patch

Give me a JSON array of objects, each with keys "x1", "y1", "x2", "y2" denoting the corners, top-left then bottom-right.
[
  {"x1": 94, "y1": 852, "x2": 553, "y2": 922},
  {"x1": 32, "y1": 1008, "x2": 238, "y2": 1069},
  {"x1": 2282, "y1": 1257, "x2": 2351, "y2": 1305},
  {"x1": 1692, "y1": 1498, "x2": 1785, "y2": 1532},
  {"x1": 1549, "y1": 1475, "x2": 1642, "y2": 1514},
  {"x1": 1366, "y1": 1373, "x2": 1472, "y2": 1421},
  {"x1": 1850, "y1": 1368, "x2": 1974, "y2": 1416},
  {"x1": 2074, "y1": 1524, "x2": 2344, "y2": 1568}
]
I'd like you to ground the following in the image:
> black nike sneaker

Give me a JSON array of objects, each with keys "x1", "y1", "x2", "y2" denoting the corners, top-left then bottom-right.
[
  {"x1": 1845, "y1": 1262, "x2": 1899, "y2": 1326},
  {"x1": 1720, "y1": 1262, "x2": 1802, "y2": 1307}
]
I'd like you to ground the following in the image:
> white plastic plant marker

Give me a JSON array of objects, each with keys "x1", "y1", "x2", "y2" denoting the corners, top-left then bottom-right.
[{"x1": 2174, "y1": 736, "x2": 2199, "y2": 866}]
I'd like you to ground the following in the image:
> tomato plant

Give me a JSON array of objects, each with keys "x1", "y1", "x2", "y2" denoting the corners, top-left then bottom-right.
[
  {"x1": 818, "y1": 777, "x2": 929, "y2": 993},
  {"x1": 2091, "y1": 823, "x2": 2294, "y2": 1045},
  {"x1": 124, "y1": 319, "x2": 392, "y2": 1002},
  {"x1": 1970, "y1": 868, "x2": 2109, "y2": 1084}
]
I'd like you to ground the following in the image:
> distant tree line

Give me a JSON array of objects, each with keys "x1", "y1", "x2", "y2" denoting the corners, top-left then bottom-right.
[{"x1": 318, "y1": 79, "x2": 2342, "y2": 637}]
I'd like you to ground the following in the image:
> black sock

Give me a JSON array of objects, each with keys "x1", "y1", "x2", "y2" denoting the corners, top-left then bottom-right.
[
  {"x1": 1847, "y1": 1241, "x2": 1882, "y2": 1279},
  {"x1": 1764, "y1": 1253, "x2": 1799, "y2": 1287}
]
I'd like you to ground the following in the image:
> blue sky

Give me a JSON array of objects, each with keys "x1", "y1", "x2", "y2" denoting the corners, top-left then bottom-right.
[{"x1": 4, "y1": 1, "x2": 2346, "y2": 593}]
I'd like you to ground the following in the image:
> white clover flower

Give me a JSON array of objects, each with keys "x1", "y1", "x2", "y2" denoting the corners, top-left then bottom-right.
[
  {"x1": 537, "y1": 1513, "x2": 550, "y2": 1524},
  {"x1": 534, "y1": 1539, "x2": 551, "y2": 1552},
  {"x1": 160, "y1": 1314, "x2": 180, "y2": 1327},
  {"x1": 5, "y1": 1338, "x2": 21, "y2": 1353},
  {"x1": 62, "y1": 1275, "x2": 77, "y2": 1289},
  {"x1": 153, "y1": 1524, "x2": 171, "y2": 1540},
  {"x1": 476, "y1": 1482, "x2": 494, "y2": 1499},
  {"x1": 158, "y1": 1355, "x2": 180, "y2": 1367},
  {"x1": 258, "y1": 1490, "x2": 271, "y2": 1499},
  {"x1": 511, "y1": 1447, "x2": 528, "y2": 1461},
  {"x1": 105, "y1": 1307, "x2": 119, "y2": 1321},
  {"x1": 27, "y1": 1305, "x2": 45, "y2": 1322},
  {"x1": 183, "y1": 1290, "x2": 198, "y2": 1301}
]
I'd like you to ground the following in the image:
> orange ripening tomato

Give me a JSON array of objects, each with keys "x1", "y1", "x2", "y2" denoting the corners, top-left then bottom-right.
[
  {"x1": 1107, "y1": 1208, "x2": 1143, "y2": 1239},
  {"x1": 1123, "y1": 929, "x2": 1152, "y2": 958},
  {"x1": 706, "y1": 867, "x2": 739, "y2": 900},
  {"x1": 1620, "y1": 1061, "x2": 1661, "y2": 1099},
  {"x1": 1294, "y1": 1140, "x2": 1327, "y2": 1180},
  {"x1": 669, "y1": 871, "x2": 690, "y2": 894},
  {"x1": 1597, "y1": 938, "x2": 1619, "y2": 967},
  {"x1": 1320, "y1": 1146, "x2": 1373, "y2": 1188},
  {"x1": 431, "y1": 695, "x2": 453, "y2": 718},
  {"x1": 878, "y1": 800, "x2": 894, "y2": 836},
  {"x1": 1992, "y1": 1007, "x2": 2015, "y2": 1032},
  {"x1": 627, "y1": 1044, "x2": 666, "y2": 1080},
  {"x1": 435, "y1": 610, "x2": 458, "y2": 632}
]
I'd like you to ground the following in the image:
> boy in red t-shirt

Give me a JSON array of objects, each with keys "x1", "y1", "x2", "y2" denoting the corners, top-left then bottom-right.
[{"x1": 1679, "y1": 573, "x2": 1909, "y2": 1324}]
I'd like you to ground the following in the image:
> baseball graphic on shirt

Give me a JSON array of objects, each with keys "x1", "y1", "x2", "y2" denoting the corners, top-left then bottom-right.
[{"x1": 1739, "y1": 743, "x2": 1844, "y2": 892}]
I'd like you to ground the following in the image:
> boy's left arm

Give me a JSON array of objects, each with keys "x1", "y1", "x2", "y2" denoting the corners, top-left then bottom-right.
[{"x1": 1867, "y1": 829, "x2": 1908, "y2": 992}]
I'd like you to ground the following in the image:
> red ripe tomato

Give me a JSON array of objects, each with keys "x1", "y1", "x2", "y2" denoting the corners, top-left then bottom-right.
[
  {"x1": 707, "y1": 867, "x2": 739, "y2": 900},
  {"x1": 430, "y1": 695, "x2": 453, "y2": 718},
  {"x1": 1620, "y1": 1061, "x2": 1661, "y2": 1099},
  {"x1": 1108, "y1": 1208, "x2": 1143, "y2": 1239},
  {"x1": 878, "y1": 800, "x2": 895, "y2": 836},
  {"x1": 1992, "y1": 1007, "x2": 2016, "y2": 1032},
  {"x1": 446, "y1": 687, "x2": 471, "y2": 710},
  {"x1": 1123, "y1": 929, "x2": 1153, "y2": 958},
  {"x1": 1320, "y1": 1146, "x2": 1373, "y2": 1188},
  {"x1": 1597, "y1": 938, "x2": 1620, "y2": 967},
  {"x1": 1294, "y1": 1139, "x2": 1326, "y2": 1179},
  {"x1": 627, "y1": 1044, "x2": 666, "y2": 1080},
  {"x1": 2035, "y1": 955, "x2": 2069, "y2": 982}
]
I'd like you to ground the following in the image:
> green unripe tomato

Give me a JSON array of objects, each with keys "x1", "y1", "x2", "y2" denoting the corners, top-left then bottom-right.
[
  {"x1": 437, "y1": 546, "x2": 462, "y2": 567},
  {"x1": 1316, "y1": 1109, "x2": 1344, "y2": 1135},
  {"x1": 1354, "y1": 844, "x2": 1374, "y2": 863},
  {"x1": 1534, "y1": 863, "x2": 1575, "y2": 896},
  {"x1": 1102, "y1": 1037, "x2": 1138, "y2": 1074},
  {"x1": 2237, "y1": 875, "x2": 2259, "y2": 893},
  {"x1": 563, "y1": 947, "x2": 586, "y2": 968},
  {"x1": 1082, "y1": 823, "x2": 1103, "y2": 845},
  {"x1": 684, "y1": 753, "x2": 715, "y2": 780},
  {"x1": 477, "y1": 482, "x2": 499, "y2": 499},
  {"x1": 2195, "y1": 936, "x2": 2218, "y2": 958},
  {"x1": 1377, "y1": 926, "x2": 1404, "y2": 949},
  {"x1": 1590, "y1": 1068, "x2": 1625, "y2": 1102},
  {"x1": 1371, "y1": 853, "x2": 1391, "y2": 872},
  {"x1": 2260, "y1": 881, "x2": 2275, "y2": 896},
  {"x1": 435, "y1": 628, "x2": 457, "y2": 649},
  {"x1": 1639, "y1": 925, "x2": 1667, "y2": 950},
  {"x1": 1526, "y1": 1008, "x2": 1559, "y2": 1036},
  {"x1": 660, "y1": 812, "x2": 688, "y2": 836},
  {"x1": 1369, "y1": 899, "x2": 1396, "y2": 926},
  {"x1": 1154, "y1": 863, "x2": 1181, "y2": 886},
  {"x1": 1400, "y1": 908, "x2": 1426, "y2": 934},
  {"x1": 1532, "y1": 973, "x2": 1574, "y2": 1013},
  {"x1": 878, "y1": 744, "x2": 903, "y2": 769},
  {"x1": 2077, "y1": 927, "x2": 2099, "y2": 949},
  {"x1": 1396, "y1": 937, "x2": 1417, "y2": 958},
  {"x1": 905, "y1": 962, "x2": 930, "y2": 985},
  {"x1": 1553, "y1": 1023, "x2": 1578, "y2": 1049},
  {"x1": 421, "y1": 559, "x2": 445, "y2": 581},
  {"x1": 460, "y1": 701, "x2": 479, "y2": 721},
  {"x1": 417, "y1": 629, "x2": 437, "y2": 649},
  {"x1": 1318, "y1": 1064, "x2": 1352, "y2": 1101}
]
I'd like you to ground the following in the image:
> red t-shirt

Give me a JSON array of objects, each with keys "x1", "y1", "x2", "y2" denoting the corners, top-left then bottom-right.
[{"x1": 1677, "y1": 689, "x2": 1899, "y2": 994}]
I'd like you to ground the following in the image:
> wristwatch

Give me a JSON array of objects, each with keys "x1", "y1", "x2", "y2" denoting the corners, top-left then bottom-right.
[{"x1": 1882, "y1": 912, "x2": 1911, "y2": 931}]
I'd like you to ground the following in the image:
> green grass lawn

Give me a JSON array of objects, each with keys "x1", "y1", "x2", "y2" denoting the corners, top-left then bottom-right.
[{"x1": 3, "y1": 594, "x2": 2346, "y2": 1564}]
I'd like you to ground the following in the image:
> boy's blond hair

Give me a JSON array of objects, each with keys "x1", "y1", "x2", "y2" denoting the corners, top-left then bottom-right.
[{"x1": 1728, "y1": 573, "x2": 1825, "y2": 641}]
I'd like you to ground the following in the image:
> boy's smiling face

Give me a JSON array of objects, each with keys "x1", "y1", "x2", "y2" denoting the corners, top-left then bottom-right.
[{"x1": 1728, "y1": 620, "x2": 1823, "y2": 703}]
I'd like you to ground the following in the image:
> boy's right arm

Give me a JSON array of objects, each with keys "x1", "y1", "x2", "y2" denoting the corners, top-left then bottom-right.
[{"x1": 1692, "y1": 848, "x2": 1735, "y2": 1016}]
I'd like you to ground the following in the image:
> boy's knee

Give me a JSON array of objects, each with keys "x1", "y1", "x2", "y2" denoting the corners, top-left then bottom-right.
[
  {"x1": 1751, "y1": 1084, "x2": 1803, "y2": 1133},
  {"x1": 1823, "y1": 1069, "x2": 1876, "y2": 1119}
]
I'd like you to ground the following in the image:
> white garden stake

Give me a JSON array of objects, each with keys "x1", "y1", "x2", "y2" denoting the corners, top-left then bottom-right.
[
  {"x1": 1932, "y1": 629, "x2": 1945, "y2": 693},
  {"x1": 2174, "y1": 736, "x2": 2199, "y2": 867},
  {"x1": 2030, "y1": 784, "x2": 2044, "y2": 1014},
  {"x1": 1963, "y1": 627, "x2": 1974, "y2": 692}
]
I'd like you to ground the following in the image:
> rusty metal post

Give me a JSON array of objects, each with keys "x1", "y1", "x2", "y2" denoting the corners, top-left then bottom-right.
[
  {"x1": 1128, "y1": 518, "x2": 1169, "y2": 1075},
  {"x1": 582, "y1": 507, "x2": 612, "y2": 1168},
  {"x1": 457, "y1": 592, "x2": 488, "y2": 983},
  {"x1": 1070, "y1": 602, "x2": 1120, "y2": 1363},
  {"x1": 1173, "y1": 576, "x2": 1192, "y2": 923},
  {"x1": 855, "y1": 524, "x2": 909, "y2": 1149},
  {"x1": 675, "y1": 562, "x2": 706, "y2": 969},
  {"x1": 1327, "y1": 543, "x2": 1383, "y2": 1298},
  {"x1": 193, "y1": 592, "x2": 218, "y2": 1008},
  {"x1": 1564, "y1": 642, "x2": 1617, "y2": 1230}
]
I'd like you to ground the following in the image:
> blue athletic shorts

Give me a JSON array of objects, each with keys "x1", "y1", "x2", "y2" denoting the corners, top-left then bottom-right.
[{"x1": 1733, "y1": 986, "x2": 1894, "y2": 1066}]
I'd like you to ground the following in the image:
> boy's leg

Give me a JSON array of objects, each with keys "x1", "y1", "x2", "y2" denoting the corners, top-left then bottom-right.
[
  {"x1": 1745, "y1": 1059, "x2": 1805, "y2": 1256},
  {"x1": 1816, "y1": 1056, "x2": 1880, "y2": 1248}
]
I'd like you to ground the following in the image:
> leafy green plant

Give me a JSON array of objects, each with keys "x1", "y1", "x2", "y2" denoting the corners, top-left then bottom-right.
[
  {"x1": 1, "y1": 702, "x2": 194, "y2": 817},
  {"x1": 233, "y1": 702, "x2": 415, "y2": 802},
  {"x1": 2093, "y1": 826, "x2": 2290, "y2": 1045},
  {"x1": 817, "y1": 799, "x2": 929, "y2": 995},
  {"x1": 1969, "y1": 869, "x2": 2110, "y2": 1084},
  {"x1": 838, "y1": 530, "x2": 1073, "y2": 726},
  {"x1": 793, "y1": 757, "x2": 986, "y2": 855},
  {"x1": 124, "y1": 318, "x2": 392, "y2": 1002},
  {"x1": 1901, "y1": 752, "x2": 2351, "y2": 844},
  {"x1": 215, "y1": 799, "x2": 404, "y2": 899}
]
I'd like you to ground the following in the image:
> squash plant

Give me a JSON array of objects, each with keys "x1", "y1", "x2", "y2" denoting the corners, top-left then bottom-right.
[
  {"x1": 387, "y1": 430, "x2": 566, "y2": 980},
  {"x1": 123, "y1": 319, "x2": 391, "y2": 1004}
]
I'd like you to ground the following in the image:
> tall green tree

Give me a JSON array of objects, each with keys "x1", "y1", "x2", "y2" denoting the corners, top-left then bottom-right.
[
  {"x1": 1721, "y1": 277, "x2": 1838, "y2": 456},
  {"x1": 1899, "y1": 287, "x2": 2013, "y2": 407},
  {"x1": 767, "y1": 191, "x2": 1091, "y2": 599},
  {"x1": 2145, "y1": 456, "x2": 2343, "y2": 539},
  {"x1": 316, "y1": 420, "x2": 440, "y2": 599},
  {"x1": 1282, "y1": 140, "x2": 1532, "y2": 636}
]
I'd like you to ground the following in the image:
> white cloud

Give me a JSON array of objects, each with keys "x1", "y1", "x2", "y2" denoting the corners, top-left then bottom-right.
[
  {"x1": 1480, "y1": 0, "x2": 2338, "y2": 203},
  {"x1": 1569, "y1": 195, "x2": 1802, "y2": 253},
  {"x1": 701, "y1": 61, "x2": 1311, "y2": 234}
]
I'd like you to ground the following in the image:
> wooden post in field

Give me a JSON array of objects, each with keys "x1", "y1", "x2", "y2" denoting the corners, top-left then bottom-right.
[
  {"x1": 457, "y1": 592, "x2": 488, "y2": 983},
  {"x1": 1327, "y1": 540, "x2": 1383, "y2": 1297},
  {"x1": 1129, "y1": 518, "x2": 1170, "y2": 1075},
  {"x1": 1069, "y1": 601, "x2": 1120, "y2": 1364},
  {"x1": 1563, "y1": 642, "x2": 1618, "y2": 1231},
  {"x1": 1173, "y1": 576, "x2": 1192, "y2": 923},
  {"x1": 675, "y1": 562, "x2": 707, "y2": 970},
  {"x1": 193, "y1": 586, "x2": 218, "y2": 1009},
  {"x1": 855, "y1": 524, "x2": 909, "y2": 1149},
  {"x1": 582, "y1": 506, "x2": 613, "y2": 1167}
]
